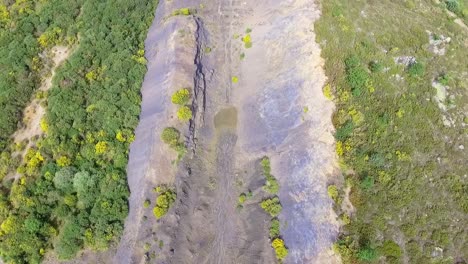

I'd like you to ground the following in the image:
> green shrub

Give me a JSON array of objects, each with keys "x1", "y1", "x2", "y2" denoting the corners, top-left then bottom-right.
[
  {"x1": 272, "y1": 238, "x2": 288, "y2": 260},
  {"x1": 143, "y1": 199, "x2": 151, "y2": 208},
  {"x1": 144, "y1": 242, "x2": 151, "y2": 251},
  {"x1": 153, "y1": 187, "x2": 176, "y2": 219},
  {"x1": 333, "y1": 242, "x2": 354, "y2": 263},
  {"x1": 171, "y1": 88, "x2": 191, "y2": 105},
  {"x1": 261, "y1": 157, "x2": 271, "y2": 171},
  {"x1": 171, "y1": 8, "x2": 192, "y2": 16},
  {"x1": 232, "y1": 76, "x2": 239, "y2": 83},
  {"x1": 269, "y1": 218, "x2": 280, "y2": 238},
  {"x1": 358, "y1": 246, "x2": 378, "y2": 261},
  {"x1": 347, "y1": 67, "x2": 368, "y2": 95},
  {"x1": 344, "y1": 56, "x2": 369, "y2": 96},
  {"x1": 335, "y1": 121, "x2": 354, "y2": 141},
  {"x1": 369, "y1": 153, "x2": 385, "y2": 168},
  {"x1": 360, "y1": 176, "x2": 374, "y2": 190},
  {"x1": 340, "y1": 213, "x2": 351, "y2": 225},
  {"x1": 177, "y1": 106, "x2": 192, "y2": 121},
  {"x1": 380, "y1": 240, "x2": 402, "y2": 258},
  {"x1": 446, "y1": 0, "x2": 461, "y2": 13},
  {"x1": 369, "y1": 61, "x2": 383, "y2": 73},
  {"x1": 24, "y1": 217, "x2": 42, "y2": 233},
  {"x1": 431, "y1": 230, "x2": 450, "y2": 247},
  {"x1": 260, "y1": 197, "x2": 282, "y2": 217},
  {"x1": 438, "y1": 74, "x2": 450, "y2": 85},
  {"x1": 345, "y1": 55, "x2": 360, "y2": 69},
  {"x1": 407, "y1": 62, "x2": 425, "y2": 77},
  {"x1": 174, "y1": 142, "x2": 187, "y2": 162},
  {"x1": 35, "y1": 91, "x2": 47, "y2": 99},
  {"x1": 327, "y1": 185, "x2": 339, "y2": 201},
  {"x1": 238, "y1": 193, "x2": 247, "y2": 204},
  {"x1": 242, "y1": 34, "x2": 252, "y2": 48},
  {"x1": 161, "y1": 128, "x2": 186, "y2": 162},
  {"x1": 263, "y1": 178, "x2": 279, "y2": 194},
  {"x1": 161, "y1": 127, "x2": 180, "y2": 145},
  {"x1": 406, "y1": 241, "x2": 423, "y2": 262},
  {"x1": 260, "y1": 157, "x2": 280, "y2": 194}
]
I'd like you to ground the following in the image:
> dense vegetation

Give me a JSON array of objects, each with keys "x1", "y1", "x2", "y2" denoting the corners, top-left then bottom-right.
[
  {"x1": 0, "y1": 0, "x2": 158, "y2": 262},
  {"x1": 316, "y1": 0, "x2": 467, "y2": 263},
  {"x1": 0, "y1": 0, "x2": 80, "y2": 149}
]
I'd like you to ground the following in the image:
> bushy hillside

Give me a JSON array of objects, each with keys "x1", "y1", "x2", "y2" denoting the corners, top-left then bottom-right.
[{"x1": 316, "y1": 0, "x2": 467, "y2": 263}]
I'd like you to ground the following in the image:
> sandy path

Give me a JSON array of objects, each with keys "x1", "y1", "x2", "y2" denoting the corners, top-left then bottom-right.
[{"x1": 116, "y1": 0, "x2": 340, "y2": 263}]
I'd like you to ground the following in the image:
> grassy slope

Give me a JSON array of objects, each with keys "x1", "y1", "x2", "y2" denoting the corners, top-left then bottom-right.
[{"x1": 316, "y1": 0, "x2": 467, "y2": 263}]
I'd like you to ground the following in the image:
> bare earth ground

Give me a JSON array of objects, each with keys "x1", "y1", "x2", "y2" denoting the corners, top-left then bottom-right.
[{"x1": 113, "y1": 0, "x2": 341, "y2": 263}]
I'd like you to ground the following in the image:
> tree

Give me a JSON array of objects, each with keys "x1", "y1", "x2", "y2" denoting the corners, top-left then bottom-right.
[
  {"x1": 56, "y1": 156, "x2": 71, "y2": 167},
  {"x1": 272, "y1": 238, "x2": 288, "y2": 260},
  {"x1": 1, "y1": 215, "x2": 19, "y2": 234},
  {"x1": 407, "y1": 62, "x2": 424, "y2": 77},
  {"x1": 153, "y1": 188, "x2": 176, "y2": 219},
  {"x1": 95, "y1": 141, "x2": 108, "y2": 154},
  {"x1": 269, "y1": 218, "x2": 280, "y2": 238},
  {"x1": 171, "y1": 88, "x2": 191, "y2": 105},
  {"x1": 176, "y1": 106, "x2": 192, "y2": 121},
  {"x1": 37, "y1": 27, "x2": 62, "y2": 48},
  {"x1": 54, "y1": 167, "x2": 75, "y2": 193},
  {"x1": 73, "y1": 171, "x2": 97, "y2": 208},
  {"x1": 24, "y1": 216, "x2": 42, "y2": 233},
  {"x1": 161, "y1": 127, "x2": 180, "y2": 145},
  {"x1": 55, "y1": 219, "x2": 83, "y2": 260},
  {"x1": 260, "y1": 197, "x2": 282, "y2": 217}
]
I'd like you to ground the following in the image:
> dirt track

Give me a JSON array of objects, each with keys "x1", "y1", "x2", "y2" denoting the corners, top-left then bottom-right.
[{"x1": 115, "y1": 0, "x2": 341, "y2": 263}]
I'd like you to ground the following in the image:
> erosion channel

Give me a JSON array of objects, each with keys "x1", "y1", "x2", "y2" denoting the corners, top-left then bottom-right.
[{"x1": 116, "y1": 0, "x2": 340, "y2": 263}]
